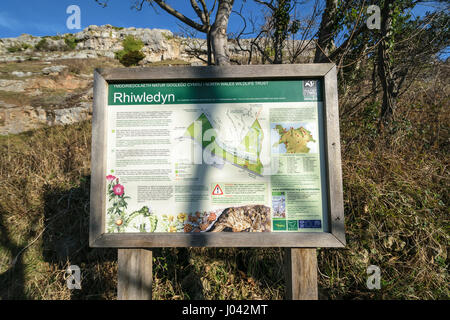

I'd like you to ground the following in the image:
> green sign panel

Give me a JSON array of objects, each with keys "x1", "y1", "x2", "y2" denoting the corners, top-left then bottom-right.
[{"x1": 108, "y1": 80, "x2": 322, "y2": 105}]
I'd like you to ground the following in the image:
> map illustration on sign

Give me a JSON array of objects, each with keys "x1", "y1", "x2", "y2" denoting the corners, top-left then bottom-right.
[
  {"x1": 185, "y1": 105, "x2": 264, "y2": 175},
  {"x1": 271, "y1": 122, "x2": 318, "y2": 154}
]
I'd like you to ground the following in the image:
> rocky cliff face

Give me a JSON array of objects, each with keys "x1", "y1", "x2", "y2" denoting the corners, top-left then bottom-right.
[
  {"x1": 0, "y1": 24, "x2": 203, "y2": 64},
  {"x1": 0, "y1": 25, "x2": 198, "y2": 135},
  {"x1": 0, "y1": 25, "x2": 314, "y2": 135}
]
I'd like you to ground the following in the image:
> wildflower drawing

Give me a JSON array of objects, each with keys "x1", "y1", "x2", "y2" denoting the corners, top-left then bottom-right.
[
  {"x1": 160, "y1": 214, "x2": 185, "y2": 232},
  {"x1": 106, "y1": 176, "x2": 130, "y2": 232},
  {"x1": 106, "y1": 175, "x2": 158, "y2": 233}
]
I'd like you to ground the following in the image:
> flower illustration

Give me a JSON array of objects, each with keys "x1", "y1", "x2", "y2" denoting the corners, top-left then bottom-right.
[
  {"x1": 177, "y1": 213, "x2": 188, "y2": 222},
  {"x1": 169, "y1": 225, "x2": 177, "y2": 232},
  {"x1": 106, "y1": 175, "x2": 116, "y2": 182},
  {"x1": 113, "y1": 184, "x2": 124, "y2": 196}
]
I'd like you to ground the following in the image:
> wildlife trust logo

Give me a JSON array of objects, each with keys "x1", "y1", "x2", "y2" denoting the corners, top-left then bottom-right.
[{"x1": 303, "y1": 80, "x2": 318, "y2": 100}]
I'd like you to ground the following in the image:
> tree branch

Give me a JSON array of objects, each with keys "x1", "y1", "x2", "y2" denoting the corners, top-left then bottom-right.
[
  {"x1": 190, "y1": 0, "x2": 208, "y2": 25},
  {"x1": 148, "y1": 0, "x2": 208, "y2": 32}
]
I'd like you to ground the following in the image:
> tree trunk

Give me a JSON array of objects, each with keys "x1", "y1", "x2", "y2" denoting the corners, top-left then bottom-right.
[
  {"x1": 273, "y1": 32, "x2": 283, "y2": 64},
  {"x1": 206, "y1": 28, "x2": 212, "y2": 65},
  {"x1": 210, "y1": 0, "x2": 234, "y2": 65},
  {"x1": 377, "y1": 0, "x2": 396, "y2": 127},
  {"x1": 314, "y1": 0, "x2": 337, "y2": 63}
]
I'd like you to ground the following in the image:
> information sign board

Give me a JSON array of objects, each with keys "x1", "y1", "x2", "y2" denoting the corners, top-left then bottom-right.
[{"x1": 90, "y1": 64, "x2": 345, "y2": 248}]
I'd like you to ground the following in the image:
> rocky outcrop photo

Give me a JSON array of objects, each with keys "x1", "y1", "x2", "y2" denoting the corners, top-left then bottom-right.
[{"x1": 208, "y1": 205, "x2": 271, "y2": 232}]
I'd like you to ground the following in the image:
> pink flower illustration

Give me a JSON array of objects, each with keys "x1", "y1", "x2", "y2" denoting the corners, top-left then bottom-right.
[
  {"x1": 106, "y1": 175, "x2": 116, "y2": 182},
  {"x1": 113, "y1": 184, "x2": 124, "y2": 196}
]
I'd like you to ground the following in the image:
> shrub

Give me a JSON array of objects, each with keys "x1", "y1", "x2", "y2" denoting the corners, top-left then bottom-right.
[
  {"x1": 115, "y1": 35, "x2": 145, "y2": 67},
  {"x1": 64, "y1": 34, "x2": 78, "y2": 50},
  {"x1": 119, "y1": 50, "x2": 146, "y2": 67},
  {"x1": 7, "y1": 43, "x2": 32, "y2": 53},
  {"x1": 123, "y1": 35, "x2": 144, "y2": 53},
  {"x1": 7, "y1": 46, "x2": 20, "y2": 53},
  {"x1": 162, "y1": 32, "x2": 174, "y2": 41},
  {"x1": 35, "y1": 38, "x2": 50, "y2": 51}
]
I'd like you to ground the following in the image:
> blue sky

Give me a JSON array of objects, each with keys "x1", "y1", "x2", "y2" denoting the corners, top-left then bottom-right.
[
  {"x1": 0, "y1": 0, "x2": 443, "y2": 38},
  {"x1": 0, "y1": 0, "x2": 263, "y2": 38}
]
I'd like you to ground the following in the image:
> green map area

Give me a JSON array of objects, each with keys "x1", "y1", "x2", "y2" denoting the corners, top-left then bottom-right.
[
  {"x1": 186, "y1": 113, "x2": 264, "y2": 175},
  {"x1": 273, "y1": 124, "x2": 315, "y2": 153}
]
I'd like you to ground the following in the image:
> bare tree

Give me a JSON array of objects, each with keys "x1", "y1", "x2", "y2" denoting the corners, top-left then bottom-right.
[
  {"x1": 231, "y1": 0, "x2": 320, "y2": 65},
  {"x1": 97, "y1": 0, "x2": 235, "y2": 65},
  {"x1": 146, "y1": 0, "x2": 234, "y2": 65},
  {"x1": 313, "y1": 0, "x2": 337, "y2": 63}
]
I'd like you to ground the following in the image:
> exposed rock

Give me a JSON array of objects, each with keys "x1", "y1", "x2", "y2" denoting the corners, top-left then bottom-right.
[
  {"x1": 0, "y1": 100, "x2": 17, "y2": 109},
  {"x1": 0, "y1": 105, "x2": 48, "y2": 135},
  {"x1": 11, "y1": 71, "x2": 33, "y2": 77},
  {"x1": 0, "y1": 103, "x2": 92, "y2": 135},
  {"x1": 0, "y1": 25, "x2": 212, "y2": 64},
  {"x1": 0, "y1": 79, "x2": 26, "y2": 92},
  {"x1": 26, "y1": 75, "x2": 90, "y2": 91},
  {"x1": 0, "y1": 24, "x2": 315, "y2": 64},
  {"x1": 53, "y1": 105, "x2": 91, "y2": 125},
  {"x1": 0, "y1": 24, "x2": 316, "y2": 135},
  {"x1": 42, "y1": 65, "x2": 67, "y2": 75}
]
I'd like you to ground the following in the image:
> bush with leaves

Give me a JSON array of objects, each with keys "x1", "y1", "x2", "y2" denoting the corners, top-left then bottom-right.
[
  {"x1": 115, "y1": 35, "x2": 145, "y2": 66},
  {"x1": 64, "y1": 34, "x2": 78, "y2": 50},
  {"x1": 118, "y1": 50, "x2": 146, "y2": 67},
  {"x1": 7, "y1": 43, "x2": 32, "y2": 53},
  {"x1": 34, "y1": 38, "x2": 50, "y2": 51}
]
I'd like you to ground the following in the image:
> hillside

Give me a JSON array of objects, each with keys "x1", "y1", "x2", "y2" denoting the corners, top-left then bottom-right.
[
  {"x1": 0, "y1": 26, "x2": 448, "y2": 300},
  {"x1": 0, "y1": 24, "x2": 314, "y2": 135},
  {"x1": 0, "y1": 25, "x2": 191, "y2": 135}
]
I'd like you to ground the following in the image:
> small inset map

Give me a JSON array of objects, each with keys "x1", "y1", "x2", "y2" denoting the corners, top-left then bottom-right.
[{"x1": 271, "y1": 123, "x2": 317, "y2": 154}]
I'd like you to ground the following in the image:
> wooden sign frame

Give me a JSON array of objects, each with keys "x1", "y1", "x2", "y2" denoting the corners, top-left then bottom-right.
[{"x1": 89, "y1": 64, "x2": 345, "y2": 249}]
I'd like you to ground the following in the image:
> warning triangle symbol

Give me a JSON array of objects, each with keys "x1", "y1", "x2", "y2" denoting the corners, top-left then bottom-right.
[{"x1": 212, "y1": 184, "x2": 224, "y2": 195}]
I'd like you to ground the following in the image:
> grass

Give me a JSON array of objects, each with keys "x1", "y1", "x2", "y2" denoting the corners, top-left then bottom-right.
[
  {"x1": 148, "y1": 59, "x2": 191, "y2": 66},
  {"x1": 0, "y1": 90, "x2": 33, "y2": 106},
  {"x1": 0, "y1": 61, "x2": 50, "y2": 79},
  {"x1": 0, "y1": 86, "x2": 85, "y2": 110},
  {"x1": 0, "y1": 58, "x2": 118, "y2": 109},
  {"x1": 58, "y1": 57, "x2": 122, "y2": 75},
  {"x1": 7, "y1": 43, "x2": 32, "y2": 53},
  {"x1": 0, "y1": 63, "x2": 448, "y2": 300}
]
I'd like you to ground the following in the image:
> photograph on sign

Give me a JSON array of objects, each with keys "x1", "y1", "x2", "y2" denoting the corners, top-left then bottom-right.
[{"x1": 103, "y1": 79, "x2": 329, "y2": 234}]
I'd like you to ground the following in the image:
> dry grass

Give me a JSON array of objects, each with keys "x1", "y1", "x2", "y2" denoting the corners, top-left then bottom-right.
[
  {"x1": 58, "y1": 57, "x2": 122, "y2": 75},
  {"x1": 0, "y1": 63, "x2": 448, "y2": 300},
  {"x1": 0, "y1": 60, "x2": 50, "y2": 80}
]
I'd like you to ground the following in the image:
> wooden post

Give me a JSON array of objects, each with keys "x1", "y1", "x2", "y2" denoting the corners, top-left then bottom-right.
[
  {"x1": 285, "y1": 248, "x2": 318, "y2": 300},
  {"x1": 118, "y1": 249, "x2": 153, "y2": 300}
]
